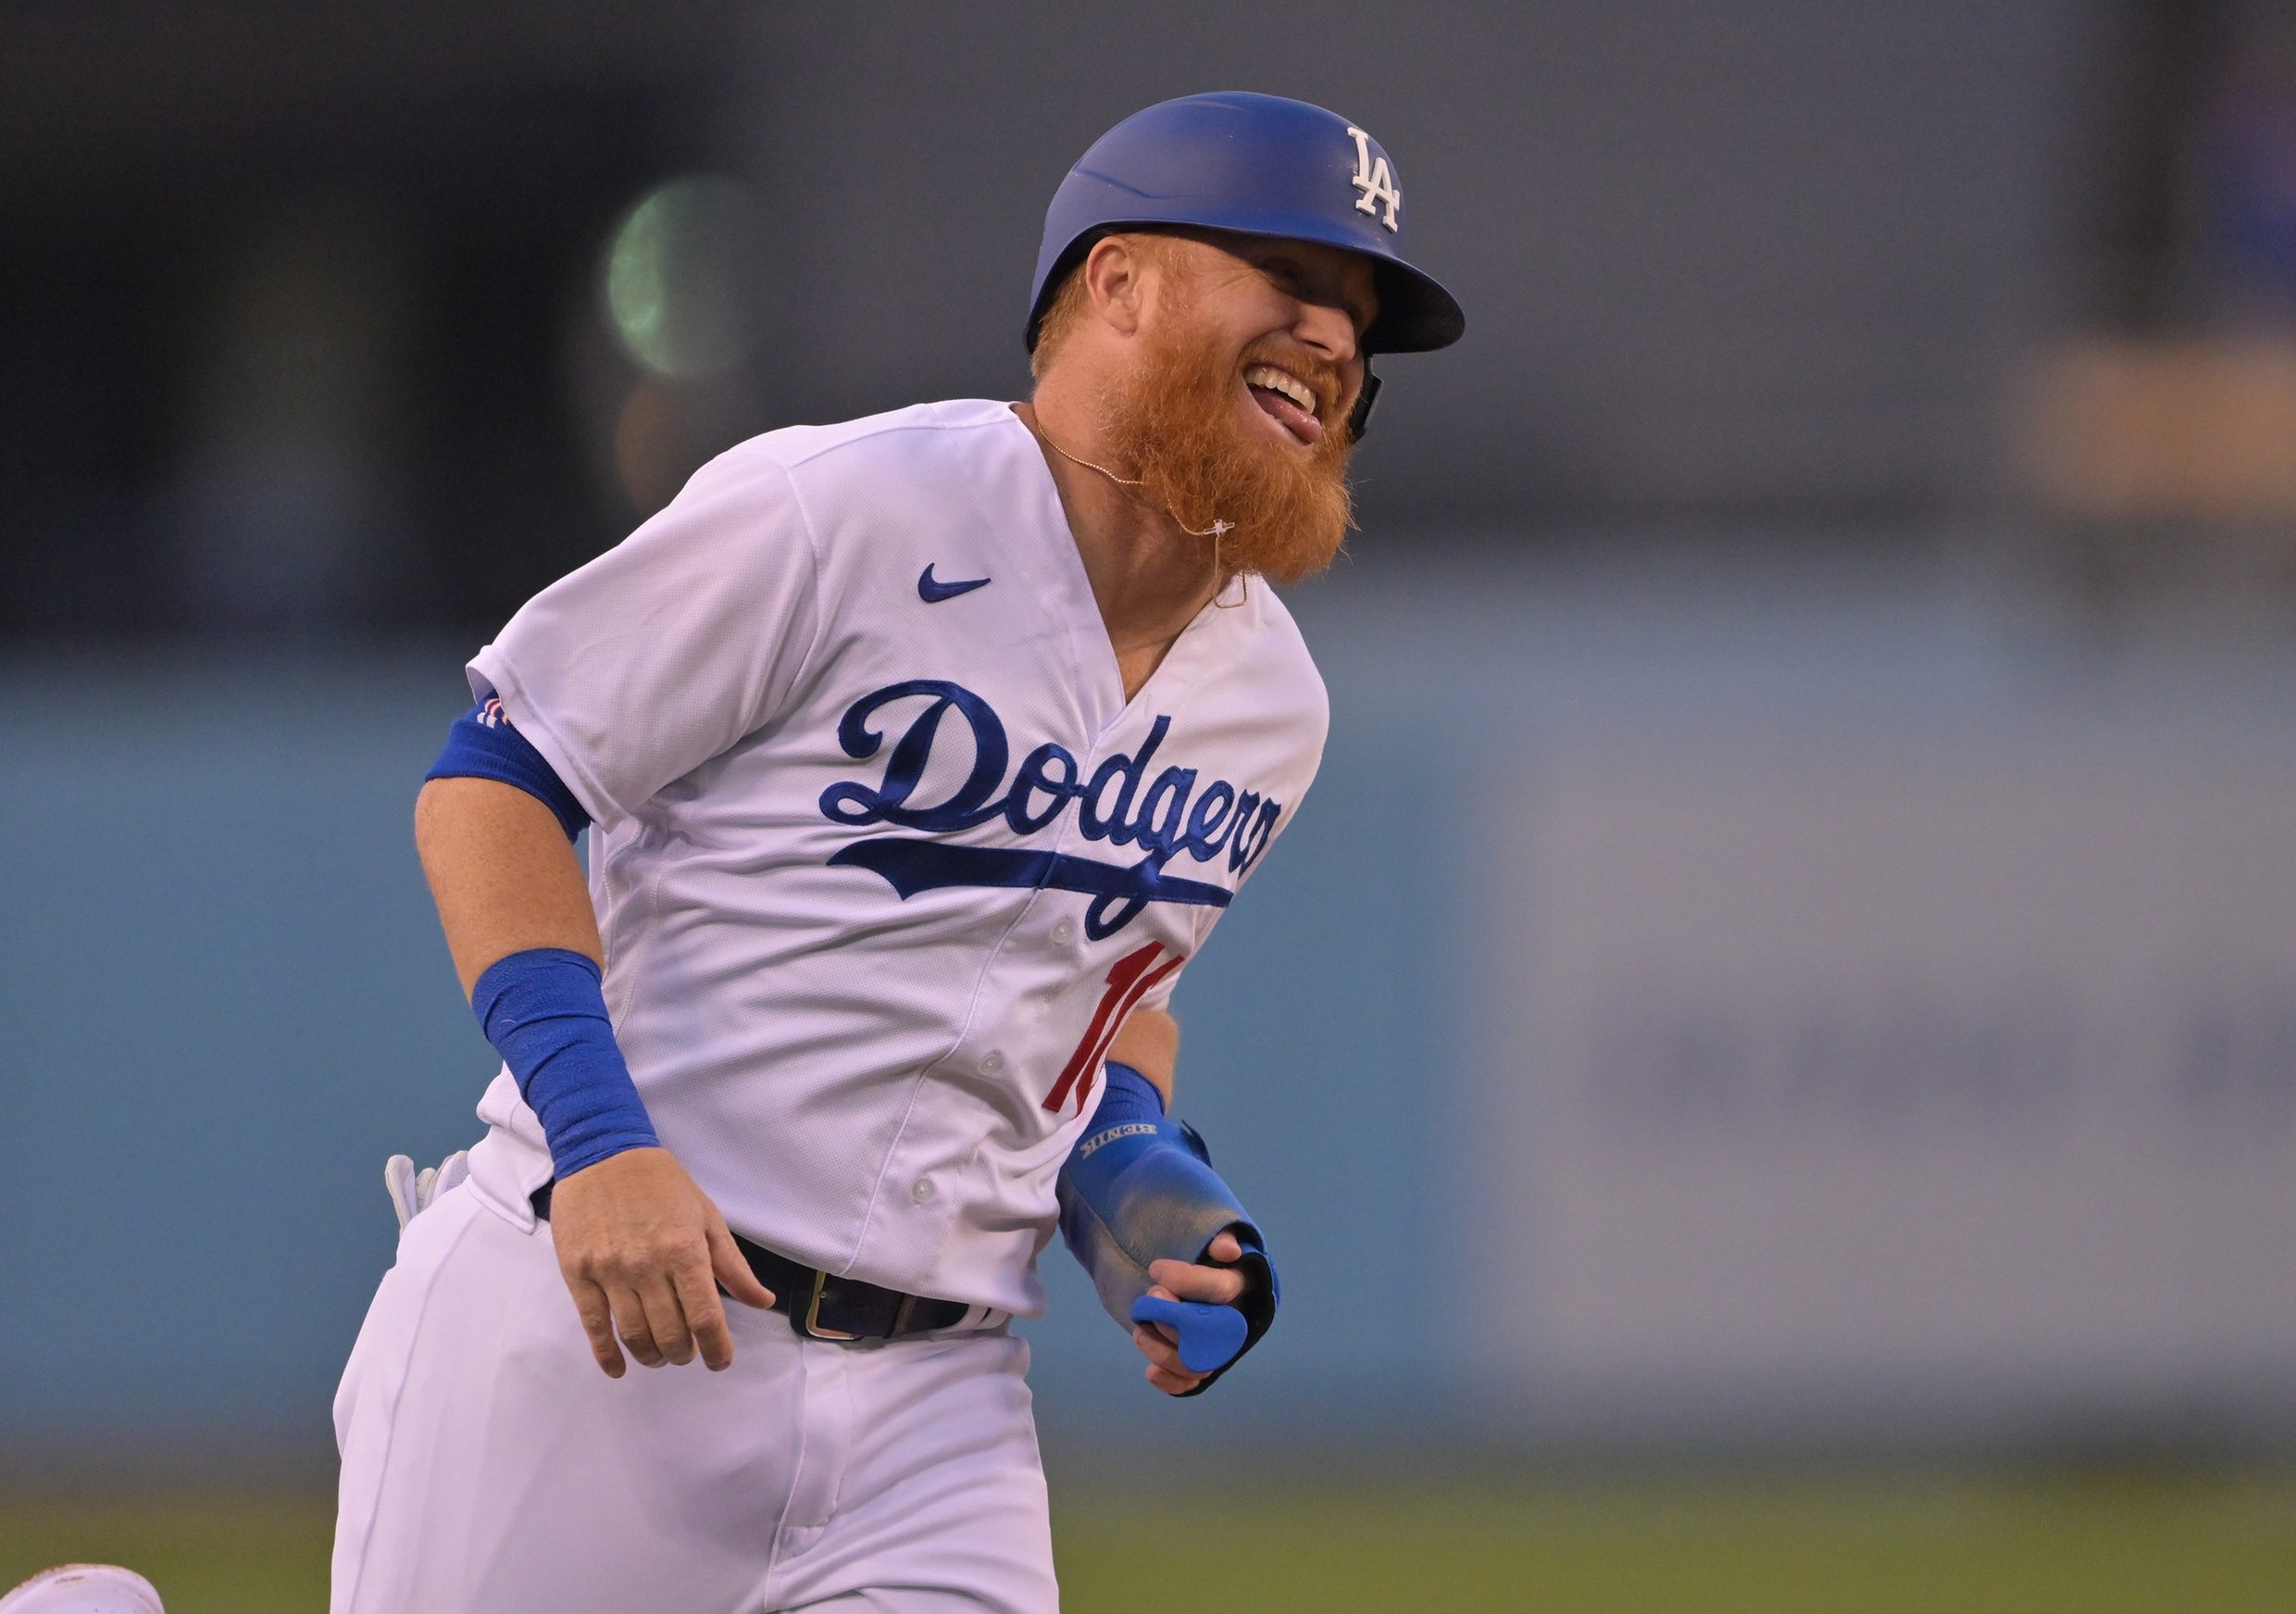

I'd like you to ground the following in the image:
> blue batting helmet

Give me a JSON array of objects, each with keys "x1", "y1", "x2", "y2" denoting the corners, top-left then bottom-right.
[{"x1": 1026, "y1": 92, "x2": 1466, "y2": 374}]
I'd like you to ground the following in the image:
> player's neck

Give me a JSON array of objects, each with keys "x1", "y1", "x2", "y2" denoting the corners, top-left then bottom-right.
[{"x1": 1012, "y1": 399, "x2": 1227, "y2": 698}]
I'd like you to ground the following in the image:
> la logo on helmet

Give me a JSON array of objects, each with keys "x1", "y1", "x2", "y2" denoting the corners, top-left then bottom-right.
[{"x1": 1345, "y1": 126, "x2": 1402, "y2": 231}]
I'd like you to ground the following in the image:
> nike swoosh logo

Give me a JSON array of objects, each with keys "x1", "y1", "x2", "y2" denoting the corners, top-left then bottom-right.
[{"x1": 918, "y1": 565, "x2": 991, "y2": 604}]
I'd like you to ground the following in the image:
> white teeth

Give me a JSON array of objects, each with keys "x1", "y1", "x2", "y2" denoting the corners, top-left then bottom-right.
[{"x1": 1244, "y1": 365, "x2": 1317, "y2": 416}]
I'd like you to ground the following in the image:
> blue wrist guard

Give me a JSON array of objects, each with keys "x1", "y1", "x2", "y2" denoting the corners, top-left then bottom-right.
[
  {"x1": 1054, "y1": 1062, "x2": 1279, "y2": 1395},
  {"x1": 471, "y1": 947, "x2": 658, "y2": 1179}
]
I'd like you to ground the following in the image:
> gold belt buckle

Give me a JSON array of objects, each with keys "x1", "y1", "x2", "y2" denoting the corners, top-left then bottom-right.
[{"x1": 801, "y1": 1268, "x2": 861, "y2": 1342}]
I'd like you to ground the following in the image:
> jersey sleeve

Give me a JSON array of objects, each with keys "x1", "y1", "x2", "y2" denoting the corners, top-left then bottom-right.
[{"x1": 467, "y1": 444, "x2": 824, "y2": 830}]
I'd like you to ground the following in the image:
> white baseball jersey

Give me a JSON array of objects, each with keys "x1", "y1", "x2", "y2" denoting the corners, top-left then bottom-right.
[{"x1": 458, "y1": 399, "x2": 1328, "y2": 1316}]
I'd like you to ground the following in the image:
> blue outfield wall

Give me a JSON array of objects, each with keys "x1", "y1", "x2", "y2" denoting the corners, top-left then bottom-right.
[{"x1": 1, "y1": 659, "x2": 493, "y2": 1443}]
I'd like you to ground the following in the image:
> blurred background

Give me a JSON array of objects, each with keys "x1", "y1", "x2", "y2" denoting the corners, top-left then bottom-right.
[{"x1": 4, "y1": 2, "x2": 2294, "y2": 1609}]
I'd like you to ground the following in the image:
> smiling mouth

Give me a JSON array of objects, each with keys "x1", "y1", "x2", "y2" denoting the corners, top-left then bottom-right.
[{"x1": 1242, "y1": 363, "x2": 1324, "y2": 445}]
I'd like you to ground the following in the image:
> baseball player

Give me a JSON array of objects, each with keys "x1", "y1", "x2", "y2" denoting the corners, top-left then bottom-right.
[{"x1": 331, "y1": 92, "x2": 1462, "y2": 1612}]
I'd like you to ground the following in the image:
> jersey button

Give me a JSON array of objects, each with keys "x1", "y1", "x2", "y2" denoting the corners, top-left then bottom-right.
[
  {"x1": 980, "y1": 1051, "x2": 1005, "y2": 1076},
  {"x1": 910, "y1": 1178, "x2": 935, "y2": 1204},
  {"x1": 1052, "y1": 920, "x2": 1075, "y2": 945}
]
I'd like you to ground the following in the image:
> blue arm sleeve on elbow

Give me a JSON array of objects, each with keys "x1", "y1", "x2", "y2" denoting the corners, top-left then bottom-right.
[
  {"x1": 472, "y1": 947, "x2": 658, "y2": 1180},
  {"x1": 1054, "y1": 1062, "x2": 1279, "y2": 1395},
  {"x1": 426, "y1": 699, "x2": 590, "y2": 841}
]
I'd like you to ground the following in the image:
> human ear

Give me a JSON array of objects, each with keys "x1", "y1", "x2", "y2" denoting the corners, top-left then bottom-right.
[{"x1": 1080, "y1": 234, "x2": 1151, "y2": 337}]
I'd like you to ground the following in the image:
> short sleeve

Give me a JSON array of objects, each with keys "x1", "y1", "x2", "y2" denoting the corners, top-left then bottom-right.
[{"x1": 467, "y1": 444, "x2": 823, "y2": 829}]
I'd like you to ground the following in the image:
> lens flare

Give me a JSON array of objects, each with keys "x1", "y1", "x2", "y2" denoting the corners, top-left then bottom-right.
[{"x1": 602, "y1": 176, "x2": 762, "y2": 379}]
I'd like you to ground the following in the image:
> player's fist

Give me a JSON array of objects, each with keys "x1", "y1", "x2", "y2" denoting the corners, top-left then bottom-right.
[
  {"x1": 1130, "y1": 1230, "x2": 1251, "y2": 1395},
  {"x1": 545, "y1": 1146, "x2": 775, "y2": 1379}
]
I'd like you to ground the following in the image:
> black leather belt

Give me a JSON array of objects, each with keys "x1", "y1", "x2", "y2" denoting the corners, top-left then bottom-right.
[{"x1": 530, "y1": 1181, "x2": 974, "y2": 1343}]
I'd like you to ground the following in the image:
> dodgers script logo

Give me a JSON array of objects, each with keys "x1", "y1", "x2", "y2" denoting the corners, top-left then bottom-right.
[{"x1": 818, "y1": 679, "x2": 1285, "y2": 940}]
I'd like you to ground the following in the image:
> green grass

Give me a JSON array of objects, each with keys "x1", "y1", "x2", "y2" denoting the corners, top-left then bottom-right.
[
  {"x1": 1053, "y1": 1472, "x2": 2296, "y2": 1614},
  {"x1": 0, "y1": 1494, "x2": 332, "y2": 1614},
  {"x1": 4, "y1": 1472, "x2": 2290, "y2": 1612}
]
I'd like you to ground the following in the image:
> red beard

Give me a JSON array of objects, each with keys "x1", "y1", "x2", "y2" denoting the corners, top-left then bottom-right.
[{"x1": 1098, "y1": 305, "x2": 1357, "y2": 587}]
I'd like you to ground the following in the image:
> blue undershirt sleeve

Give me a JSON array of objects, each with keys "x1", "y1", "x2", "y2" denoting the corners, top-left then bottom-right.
[{"x1": 425, "y1": 697, "x2": 590, "y2": 841}]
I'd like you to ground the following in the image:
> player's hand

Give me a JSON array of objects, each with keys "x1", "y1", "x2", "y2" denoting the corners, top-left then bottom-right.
[
  {"x1": 546, "y1": 1146, "x2": 776, "y2": 1379},
  {"x1": 1131, "y1": 1230, "x2": 1249, "y2": 1395}
]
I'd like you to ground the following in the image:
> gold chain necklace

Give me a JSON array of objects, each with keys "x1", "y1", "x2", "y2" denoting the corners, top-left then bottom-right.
[
  {"x1": 1034, "y1": 432, "x2": 1234, "y2": 542},
  {"x1": 1027, "y1": 419, "x2": 1248, "y2": 608}
]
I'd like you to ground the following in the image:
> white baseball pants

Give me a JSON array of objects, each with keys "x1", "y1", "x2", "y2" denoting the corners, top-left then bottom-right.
[{"x1": 331, "y1": 1182, "x2": 1058, "y2": 1613}]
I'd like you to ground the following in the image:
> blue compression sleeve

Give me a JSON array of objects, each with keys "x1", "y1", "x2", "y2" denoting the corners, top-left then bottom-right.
[
  {"x1": 426, "y1": 698, "x2": 590, "y2": 841},
  {"x1": 472, "y1": 947, "x2": 658, "y2": 1179},
  {"x1": 1056, "y1": 1061, "x2": 1279, "y2": 1395}
]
